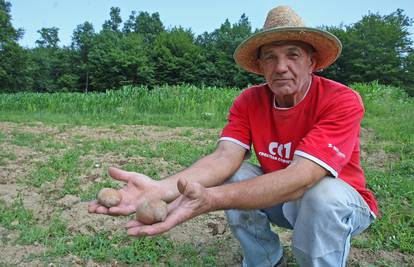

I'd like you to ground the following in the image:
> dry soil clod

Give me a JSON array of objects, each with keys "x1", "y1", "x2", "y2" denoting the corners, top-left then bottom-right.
[
  {"x1": 97, "y1": 188, "x2": 122, "y2": 208},
  {"x1": 136, "y1": 199, "x2": 168, "y2": 224}
]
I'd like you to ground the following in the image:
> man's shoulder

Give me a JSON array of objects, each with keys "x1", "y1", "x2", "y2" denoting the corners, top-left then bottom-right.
[
  {"x1": 314, "y1": 75, "x2": 364, "y2": 109},
  {"x1": 316, "y1": 75, "x2": 350, "y2": 91},
  {"x1": 315, "y1": 75, "x2": 362, "y2": 101},
  {"x1": 236, "y1": 83, "x2": 270, "y2": 101},
  {"x1": 242, "y1": 83, "x2": 268, "y2": 94}
]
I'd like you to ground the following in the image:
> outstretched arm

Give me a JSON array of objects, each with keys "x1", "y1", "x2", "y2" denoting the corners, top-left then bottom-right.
[
  {"x1": 157, "y1": 140, "x2": 247, "y2": 201},
  {"x1": 209, "y1": 155, "x2": 328, "y2": 210},
  {"x1": 88, "y1": 141, "x2": 246, "y2": 216},
  {"x1": 126, "y1": 155, "x2": 328, "y2": 236}
]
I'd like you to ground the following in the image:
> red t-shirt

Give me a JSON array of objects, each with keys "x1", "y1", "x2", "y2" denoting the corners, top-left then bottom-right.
[{"x1": 220, "y1": 75, "x2": 378, "y2": 215}]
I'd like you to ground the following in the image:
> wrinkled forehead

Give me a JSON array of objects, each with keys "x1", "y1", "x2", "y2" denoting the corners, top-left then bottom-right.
[{"x1": 258, "y1": 40, "x2": 315, "y2": 57}]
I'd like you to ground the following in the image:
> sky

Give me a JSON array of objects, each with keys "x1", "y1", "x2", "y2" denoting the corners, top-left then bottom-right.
[{"x1": 8, "y1": 0, "x2": 414, "y2": 48}]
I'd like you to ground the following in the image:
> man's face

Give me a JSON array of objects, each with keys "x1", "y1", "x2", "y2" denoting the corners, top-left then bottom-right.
[{"x1": 258, "y1": 42, "x2": 316, "y2": 98}]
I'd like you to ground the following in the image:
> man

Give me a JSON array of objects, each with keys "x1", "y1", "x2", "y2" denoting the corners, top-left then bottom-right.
[{"x1": 89, "y1": 6, "x2": 378, "y2": 267}]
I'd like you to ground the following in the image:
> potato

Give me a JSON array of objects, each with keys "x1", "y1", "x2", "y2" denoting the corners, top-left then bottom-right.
[
  {"x1": 136, "y1": 199, "x2": 167, "y2": 224},
  {"x1": 97, "y1": 188, "x2": 122, "y2": 208}
]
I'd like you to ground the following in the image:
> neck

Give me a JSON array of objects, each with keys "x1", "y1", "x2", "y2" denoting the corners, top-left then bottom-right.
[{"x1": 274, "y1": 77, "x2": 312, "y2": 108}]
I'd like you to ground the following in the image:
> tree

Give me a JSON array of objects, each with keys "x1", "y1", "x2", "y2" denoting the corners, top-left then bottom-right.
[
  {"x1": 88, "y1": 31, "x2": 154, "y2": 90},
  {"x1": 320, "y1": 9, "x2": 413, "y2": 93},
  {"x1": 35, "y1": 27, "x2": 60, "y2": 48},
  {"x1": 196, "y1": 14, "x2": 263, "y2": 88},
  {"x1": 402, "y1": 50, "x2": 414, "y2": 96},
  {"x1": 0, "y1": 0, "x2": 30, "y2": 92},
  {"x1": 0, "y1": 41, "x2": 32, "y2": 92},
  {"x1": 151, "y1": 27, "x2": 204, "y2": 85},
  {"x1": 123, "y1": 10, "x2": 137, "y2": 34},
  {"x1": 123, "y1": 11, "x2": 164, "y2": 43},
  {"x1": 72, "y1": 22, "x2": 96, "y2": 92},
  {"x1": 102, "y1": 7, "x2": 122, "y2": 32},
  {"x1": 0, "y1": 0, "x2": 23, "y2": 45}
]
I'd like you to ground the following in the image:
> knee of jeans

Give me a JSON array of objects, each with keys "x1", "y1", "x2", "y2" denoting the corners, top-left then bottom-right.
[
  {"x1": 225, "y1": 162, "x2": 262, "y2": 184},
  {"x1": 225, "y1": 209, "x2": 262, "y2": 228},
  {"x1": 225, "y1": 209, "x2": 247, "y2": 227},
  {"x1": 300, "y1": 178, "x2": 345, "y2": 214}
]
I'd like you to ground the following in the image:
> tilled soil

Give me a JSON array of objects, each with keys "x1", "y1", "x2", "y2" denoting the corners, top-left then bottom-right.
[{"x1": 0, "y1": 122, "x2": 412, "y2": 266}]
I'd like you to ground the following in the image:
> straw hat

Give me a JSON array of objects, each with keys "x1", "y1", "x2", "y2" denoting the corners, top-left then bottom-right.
[{"x1": 234, "y1": 6, "x2": 342, "y2": 74}]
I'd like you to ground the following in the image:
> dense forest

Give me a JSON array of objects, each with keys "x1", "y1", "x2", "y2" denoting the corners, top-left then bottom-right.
[{"x1": 1, "y1": 1, "x2": 413, "y2": 95}]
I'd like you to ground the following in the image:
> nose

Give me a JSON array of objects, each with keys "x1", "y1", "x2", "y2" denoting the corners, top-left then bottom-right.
[{"x1": 272, "y1": 58, "x2": 288, "y2": 73}]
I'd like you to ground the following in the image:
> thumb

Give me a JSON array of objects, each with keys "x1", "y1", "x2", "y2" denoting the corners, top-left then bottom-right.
[
  {"x1": 108, "y1": 167, "x2": 135, "y2": 183},
  {"x1": 177, "y1": 178, "x2": 204, "y2": 199},
  {"x1": 177, "y1": 177, "x2": 188, "y2": 195}
]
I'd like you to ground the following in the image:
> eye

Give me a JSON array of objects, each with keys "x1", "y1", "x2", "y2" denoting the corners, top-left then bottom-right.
[
  {"x1": 288, "y1": 53, "x2": 300, "y2": 59},
  {"x1": 262, "y1": 54, "x2": 276, "y2": 63}
]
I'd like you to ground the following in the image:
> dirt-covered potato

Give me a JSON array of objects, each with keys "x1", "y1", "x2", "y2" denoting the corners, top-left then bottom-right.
[
  {"x1": 97, "y1": 188, "x2": 122, "y2": 208},
  {"x1": 135, "y1": 199, "x2": 168, "y2": 224}
]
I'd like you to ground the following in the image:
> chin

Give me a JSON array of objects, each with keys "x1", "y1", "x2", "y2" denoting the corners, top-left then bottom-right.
[{"x1": 269, "y1": 85, "x2": 295, "y2": 96}]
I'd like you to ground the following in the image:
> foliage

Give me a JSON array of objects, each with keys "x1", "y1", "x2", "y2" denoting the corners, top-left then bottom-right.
[
  {"x1": 0, "y1": 41, "x2": 31, "y2": 92},
  {"x1": 35, "y1": 27, "x2": 60, "y2": 48},
  {"x1": 151, "y1": 27, "x2": 203, "y2": 85},
  {"x1": 0, "y1": 0, "x2": 23, "y2": 44},
  {"x1": 0, "y1": 2, "x2": 413, "y2": 95},
  {"x1": 319, "y1": 9, "x2": 413, "y2": 95},
  {"x1": 71, "y1": 21, "x2": 96, "y2": 92},
  {"x1": 0, "y1": 0, "x2": 29, "y2": 92},
  {"x1": 123, "y1": 11, "x2": 165, "y2": 43},
  {"x1": 88, "y1": 31, "x2": 154, "y2": 90},
  {"x1": 102, "y1": 6, "x2": 122, "y2": 32}
]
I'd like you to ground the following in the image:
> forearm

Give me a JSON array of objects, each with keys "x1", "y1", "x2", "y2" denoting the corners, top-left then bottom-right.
[
  {"x1": 207, "y1": 159, "x2": 326, "y2": 211},
  {"x1": 159, "y1": 150, "x2": 243, "y2": 202}
]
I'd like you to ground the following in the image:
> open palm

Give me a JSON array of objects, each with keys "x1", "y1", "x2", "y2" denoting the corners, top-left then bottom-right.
[
  {"x1": 125, "y1": 178, "x2": 213, "y2": 236},
  {"x1": 88, "y1": 167, "x2": 166, "y2": 216}
]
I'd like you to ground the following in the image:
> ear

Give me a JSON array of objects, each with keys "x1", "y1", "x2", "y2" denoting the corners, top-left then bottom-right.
[
  {"x1": 309, "y1": 53, "x2": 317, "y2": 73},
  {"x1": 258, "y1": 58, "x2": 266, "y2": 74}
]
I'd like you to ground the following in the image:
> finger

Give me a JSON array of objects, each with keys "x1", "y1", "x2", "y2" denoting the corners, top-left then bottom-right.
[
  {"x1": 177, "y1": 177, "x2": 188, "y2": 194},
  {"x1": 127, "y1": 222, "x2": 170, "y2": 237},
  {"x1": 178, "y1": 179, "x2": 203, "y2": 199},
  {"x1": 125, "y1": 220, "x2": 142, "y2": 229},
  {"x1": 95, "y1": 206, "x2": 109, "y2": 214},
  {"x1": 108, "y1": 205, "x2": 136, "y2": 216},
  {"x1": 88, "y1": 200, "x2": 99, "y2": 213},
  {"x1": 167, "y1": 197, "x2": 182, "y2": 213},
  {"x1": 108, "y1": 167, "x2": 134, "y2": 182}
]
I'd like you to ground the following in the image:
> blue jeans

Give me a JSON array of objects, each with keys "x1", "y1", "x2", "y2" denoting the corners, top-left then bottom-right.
[{"x1": 224, "y1": 162, "x2": 374, "y2": 267}]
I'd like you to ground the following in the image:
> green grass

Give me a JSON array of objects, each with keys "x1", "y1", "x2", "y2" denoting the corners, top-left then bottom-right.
[
  {"x1": 0, "y1": 131, "x2": 6, "y2": 143},
  {"x1": 0, "y1": 150, "x2": 17, "y2": 166},
  {"x1": 94, "y1": 137, "x2": 216, "y2": 167},
  {"x1": 27, "y1": 149, "x2": 82, "y2": 188},
  {"x1": 0, "y1": 82, "x2": 413, "y2": 265},
  {"x1": 353, "y1": 82, "x2": 414, "y2": 254},
  {"x1": 10, "y1": 130, "x2": 43, "y2": 147},
  {"x1": 0, "y1": 198, "x2": 224, "y2": 266},
  {"x1": 0, "y1": 85, "x2": 239, "y2": 128}
]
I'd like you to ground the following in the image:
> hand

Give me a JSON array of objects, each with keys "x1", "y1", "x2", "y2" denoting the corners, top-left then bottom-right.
[
  {"x1": 125, "y1": 178, "x2": 213, "y2": 236},
  {"x1": 88, "y1": 167, "x2": 169, "y2": 216}
]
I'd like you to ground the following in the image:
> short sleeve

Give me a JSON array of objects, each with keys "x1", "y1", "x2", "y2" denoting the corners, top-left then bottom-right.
[
  {"x1": 294, "y1": 91, "x2": 364, "y2": 177},
  {"x1": 220, "y1": 92, "x2": 251, "y2": 150}
]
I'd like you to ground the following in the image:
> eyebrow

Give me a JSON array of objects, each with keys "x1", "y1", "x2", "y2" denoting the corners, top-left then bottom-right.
[
  {"x1": 285, "y1": 47, "x2": 302, "y2": 53},
  {"x1": 260, "y1": 46, "x2": 303, "y2": 58}
]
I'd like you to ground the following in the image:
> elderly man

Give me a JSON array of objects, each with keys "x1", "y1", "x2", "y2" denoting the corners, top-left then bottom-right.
[{"x1": 89, "y1": 6, "x2": 378, "y2": 267}]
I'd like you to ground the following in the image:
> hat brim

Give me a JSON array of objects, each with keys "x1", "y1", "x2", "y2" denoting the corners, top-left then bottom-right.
[{"x1": 234, "y1": 27, "x2": 342, "y2": 74}]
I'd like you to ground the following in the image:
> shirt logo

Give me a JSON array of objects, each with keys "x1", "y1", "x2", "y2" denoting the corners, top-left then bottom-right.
[
  {"x1": 328, "y1": 143, "x2": 346, "y2": 158},
  {"x1": 258, "y1": 141, "x2": 293, "y2": 164},
  {"x1": 269, "y1": 142, "x2": 292, "y2": 159}
]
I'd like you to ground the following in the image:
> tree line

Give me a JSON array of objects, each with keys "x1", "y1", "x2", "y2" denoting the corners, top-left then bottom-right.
[{"x1": 1, "y1": 1, "x2": 413, "y2": 95}]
